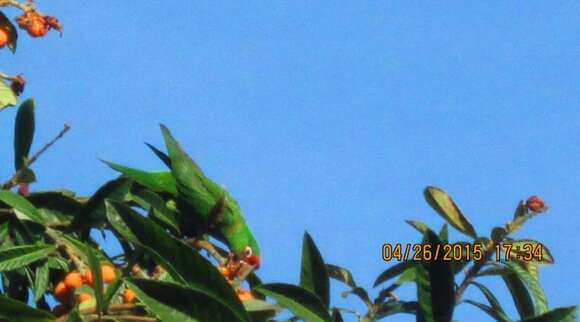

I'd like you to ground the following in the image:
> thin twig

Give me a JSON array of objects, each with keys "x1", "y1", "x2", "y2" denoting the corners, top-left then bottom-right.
[
  {"x1": 184, "y1": 238, "x2": 227, "y2": 265},
  {"x1": 2, "y1": 123, "x2": 70, "y2": 190}
]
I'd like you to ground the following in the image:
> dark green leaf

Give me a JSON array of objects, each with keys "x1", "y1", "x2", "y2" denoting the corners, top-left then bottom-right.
[
  {"x1": 0, "y1": 190, "x2": 44, "y2": 224},
  {"x1": 501, "y1": 265, "x2": 535, "y2": 319},
  {"x1": 471, "y1": 281, "x2": 507, "y2": 316},
  {"x1": 126, "y1": 278, "x2": 243, "y2": 322},
  {"x1": 300, "y1": 232, "x2": 330, "y2": 307},
  {"x1": 63, "y1": 308, "x2": 83, "y2": 322},
  {"x1": 129, "y1": 186, "x2": 180, "y2": 234},
  {"x1": 326, "y1": 264, "x2": 356, "y2": 288},
  {"x1": 423, "y1": 186, "x2": 477, "y2": 238},
  {"x1": 519, "y1": 306, "x2": 577, "y2": 322},
  {"x1": 373, "y1": 261, "x2": 414, "y2": 288},
  {"x1": 32, "y1": 261, "x2": 49, "y2": 302},
  {"x1": 415, "y1": 229, "x2": 455, "y2": 322},
  {"x1": 72, "y1": 177, "x2": 131, "y2": 231},
  {"x1": 14, "y1": 99, "x2": 35, "y2": 171},
  {"x1": 0, "y1": 294, "x2": 54, "y2": 322},
  {"x1": 0, "y1": 244, "x2": 55, "y2": 272},
  {"x1": 374, "y1": 300, "x2": 418, "y2": 320},
  {"x1": 146, "y1": 142, "x2": 172, "y2": 168},
  {"x1": 504, "y1": 262, "x2": 548, "y2": 315},
  {"x1": 106, "y1": 201, "x2": 251, "y2": 322},
  {"x1": 84, "y1": 245, "x2": 104, "y2": 317},
  {"x1": 255, "y1": 283, "x2": 332, "y2": 322}
]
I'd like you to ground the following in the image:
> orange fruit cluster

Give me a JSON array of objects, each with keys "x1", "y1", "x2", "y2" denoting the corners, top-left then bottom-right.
[
  {"x1": 15, "y1": 10, "x2": 62, "y2": 38},
  {"x1": 122, "y1": 288, "x2": 136, "y2": 304},
  {"x1": 52, "y1": 265, "x2": 117, "y2": 316},
  {"x1": 218, "y1": 264, "x2": 254, "y2": 301}
]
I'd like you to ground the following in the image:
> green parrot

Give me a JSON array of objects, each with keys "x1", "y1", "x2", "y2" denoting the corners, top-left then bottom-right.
[{"x1": 103, "y1": 125, "x2": 261, "y2": 268}]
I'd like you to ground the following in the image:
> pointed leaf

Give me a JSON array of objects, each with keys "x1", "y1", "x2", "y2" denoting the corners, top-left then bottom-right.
[
  {"x1": 146, "y1": 142, "x2": 172, "y2": 168},
  {"x1": 32, "y1": 261, "x2": 49, "y2": 302},
  {"x1": 471, "y1": 281, "x2": 507, "y2": 316},
  {"x1": 424, "y1": 187, "x2": 477, "y2": 238},
  {"x1": 125, "y1": 278, "x2": 242, "y2": 322},
  {"x1": 106, "y1": 201, "x2": 251, "y2": 322},
  {"x1": 0, "y1": 244, "x2": 55, "y2": 272},
  {"x1": 504, "y1": 262, "x2": 548, "y2": 315},
  {"x1": 326, "y1": 264, "x2": 356, "y2": 288},
  {"x1": 254, "y1": 283, "x2": 332, "y2": 322},
  {"x1": 14, "y1": 99, "x2": 35, "y2": 171},
  {"x1": 374, "y1": 261, "x2": 414, "y2": 288},
  {"x1": 500, "y1": 265, "x2": 535, "y2": 319},
  {"x1": 0, "y1": 295, "x2": 54, "y2": 322},
  {"x1": 0, "y1": 190, "x2": 44, "y2": 224},
  {"x1": 519, "y1": 306, "x2": 577, "y2": 322},
  {"x1": 415, "y1": 229, "x2": 455, "y2": 322},
  {"x1": 300, "y1": 232, "x2": 330, "y2": 307},
  {"x1": 374, "y1": 300, "x2": 418, "y2": 320}
]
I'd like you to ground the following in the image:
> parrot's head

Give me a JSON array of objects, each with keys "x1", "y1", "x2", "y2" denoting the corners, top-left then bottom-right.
[{"x1": 232, "y1": 234, "x2": 261, "y2": 269}]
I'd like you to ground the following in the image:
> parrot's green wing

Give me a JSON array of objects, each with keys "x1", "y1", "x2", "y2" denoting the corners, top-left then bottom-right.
[
  {"x1": 102, "y1": 160, "x2": 177, "y2": 195},
  {"x1": 159, "y1": 125, "x2": 260, "y2": 258}
]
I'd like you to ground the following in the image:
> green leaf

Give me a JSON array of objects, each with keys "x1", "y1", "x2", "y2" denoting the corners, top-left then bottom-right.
[
  {"x1": 106, "y1": 201, "x2": 251, "y2": 322},
  {"x1": 14, "y1": 99, "x2": 35, "y2": 171},
  {"x1": 103, "y1": 160, "x2": 177, "y2": 195},
  {"x1": 0, "y1": 190, "x2": 44, "y2": 224},
  {"x1": 373, "y1": 261, "x2": 414, "y2": 288},
  {"x1": 326, "y1": 264, "x2": 357, "y2": 288},
  {"x1": 0, "y1": 295, "x2": 54, "y2": 322},
  {"x1": 300, "y1": 232, "x2": 330, "y2": 307},
  {"x1": 129, "y1": 186, "x2": 181, "y2": 234},
  {"x1": 500, "y1": 265, "x2": 535, "y2": 319},
  {"x1": 423, "y1": 186, "x2": 477, "y2": 238},
  {"x1": 0, "y1": 244, "x2": 55, "y2": 272},
  {"x1": 84, "y1": 245, "x2": 104, "y2": 317},
  {"x1": 471, "y1": 281, "x2": 507, "y2": 317},
  {"x1": 519, "y1": 306, "x2": 577, "y2": 322},
  {"x1": 504, "y1": 262, "x2": 548, "y2": 315},
  {"x1": 255, "y1": 283, "x2": 332, "y2": 322},
  {"x1": 374, "y1": 300, "x2": 418, "y2": 320},
  {"x1": 63, "y1": 308, "x2": 83, "y2": 322},
  {"x1": 32, "y1": 261, "x2": 49, "y2": 302},
  {"x1": 72, "y1": 177, "x2": 131, "y2": 231},
  {"x1": 406, "y1": 219, "x2": 430, "y2": 234},
  {"x1": 463, "y1": 300, "x2": 512, "y2": 322},
  {"x1": 415, "y1": 229, "x2": 455, "y2": 322},
  {"x1": 146, "y1": 142, "x2": 172, "y2": 168},
  {"x1": 0, "y1": 81, "x2": 17, "y2": 111},
  {"x1": 0, "y1": 11, "x2": 17, "y2": 53},
  {"x1": 125, "y1": 278, "x2": 243, "y2": 322}
]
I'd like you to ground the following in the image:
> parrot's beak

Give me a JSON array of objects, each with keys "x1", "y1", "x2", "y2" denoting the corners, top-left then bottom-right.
[{"x1": 245, "y1": 255, "x2": 260, "y2": 269}]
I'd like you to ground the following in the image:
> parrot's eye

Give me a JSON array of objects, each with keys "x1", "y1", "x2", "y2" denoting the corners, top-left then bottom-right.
[{"x1": 243, "y1": 246, "x2": 253, "y2": 257}]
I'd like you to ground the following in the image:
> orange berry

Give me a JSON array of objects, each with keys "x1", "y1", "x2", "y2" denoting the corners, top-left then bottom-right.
[
  {"x1": 52, "y1": 304, "x2": 68, "y2": 317},
  {"x1": 54, "y1": 282, "x2": 71, "y2": 303},
  {"x1": 83, "y1": 265, "x2": 117, "y2": 284},
  {"x1": 101, "y1": 265, "x2": 116, "y2": 283},
  {"x1": 122, "y1": 288, "x2": 135, "y2": 303},
  {"x1": 83, "y1": 270, "x2": 93, "y2": 285},
  {"x1": 78, "y1": 293, "x2": 92, "y2": 303},
  {"x1": 64, "y1": 272, "x2": 83, "y2": 289},
  {"x1": 0, "y1": 29, "x2": 8, "y2": 48}
]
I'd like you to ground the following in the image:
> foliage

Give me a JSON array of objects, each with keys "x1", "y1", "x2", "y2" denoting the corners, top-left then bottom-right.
[{"x1": 0, "y1": 1, "x2": 576, "y2": 321}]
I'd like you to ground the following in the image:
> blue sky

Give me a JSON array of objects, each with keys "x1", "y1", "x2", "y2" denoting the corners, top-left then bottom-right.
[{"x1": 1, "y1": 1, "x2": 579, "y2": 321}]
